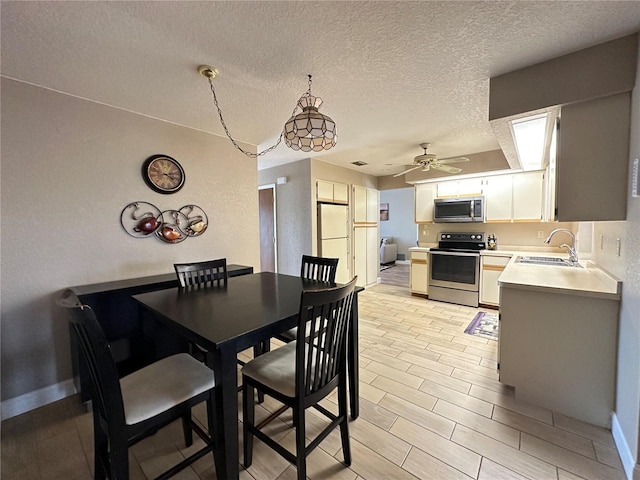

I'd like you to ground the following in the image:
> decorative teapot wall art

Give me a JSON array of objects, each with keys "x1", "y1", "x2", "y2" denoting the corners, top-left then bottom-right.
[{"x1": 120, "y1": 202, "x2": 208, "y2": 244}]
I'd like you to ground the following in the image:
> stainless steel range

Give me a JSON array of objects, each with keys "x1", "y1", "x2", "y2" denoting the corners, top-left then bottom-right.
[{"x1": 429, "y1": 232, "x2": 486, "y2": 308}]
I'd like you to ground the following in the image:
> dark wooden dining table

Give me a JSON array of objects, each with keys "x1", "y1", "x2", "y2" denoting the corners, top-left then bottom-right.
[{"x1": 132, "y1": 272, "x2": 360, "y2": 480}]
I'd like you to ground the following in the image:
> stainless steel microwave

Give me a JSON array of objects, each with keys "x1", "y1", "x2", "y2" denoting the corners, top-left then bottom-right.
[{"x1": 434, "y1": 196, "x2": 485, "y2": 223}]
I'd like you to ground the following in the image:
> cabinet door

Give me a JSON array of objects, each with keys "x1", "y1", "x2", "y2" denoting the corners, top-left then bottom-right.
[
  {"x1": 436, "y1": 180, "x2": 458, "y2": 198},
  {"x1": 353, "y1": 227, "x2": 367, "y2": 287},
  {"x1": 480, "y1": 255, "x2": 510, "y2": 305},
  {"x1": 457, "y1": 178, "x2": 483, "y2": 196},
  {"x1": 366, "y1": 226, "x2": 379, "y2": 285},
  {"x1": 513, "y1": 171, "x2": 543, "y2": 221},
  {"x1": 484, "y1": 175, "x2": 513, "y2": 222},
  {"x1": 353, "y1": 185, "x2": 367, "y2": 223},
  {"x1": 317, "y1": 180, "x2": 334, "y2": 202},
  {"x1": 410, "y1": 252, "x2": 429, "y2": 294},
  {"x1": 366, "y1": 188, "x2": 379, "y2": 223},
  {"x1": 333, "y1": 182, "x2": 349, "y2": 204},
  {"x1": 414, "y1": 184, "x2": 435, "y2": 223}
]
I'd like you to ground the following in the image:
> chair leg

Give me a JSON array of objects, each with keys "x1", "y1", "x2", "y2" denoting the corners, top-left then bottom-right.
[
  {"x1": 93, "y1": 418, "x2": 108, "y2": 480},
  {"x1": 338, "y1": 375, "x2": 351, "y2": 465},
  {"x1": 206, "y1": 394, "x2": 220, "y2": 472},
  {"x1": 294, "y1": 405, "x2": 307, "y2": 480},
  {"x1": 181, "y1": 408, "x2": 193, "y2": 447},
  {"x1": 108, "y1": 437, "x2": 129, "y2": 480},
  {"x1": 242, "y1": 379, "x2": 255, "y2": 468},
  {"x1": 252, "y1": 342, "x2": 269, "y2": 404}
]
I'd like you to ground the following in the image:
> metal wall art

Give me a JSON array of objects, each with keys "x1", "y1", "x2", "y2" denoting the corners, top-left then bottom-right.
[{"x1": 121, "y1": 202, "x2": 208, "y2": 244}]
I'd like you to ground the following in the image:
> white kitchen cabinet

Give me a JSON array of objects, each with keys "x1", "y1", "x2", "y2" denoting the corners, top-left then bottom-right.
[
  {"x1": 480, "y1": 254, "x2": 510, "y2": 305},
  {"x1": 437, "y1": 178, "x2": 483, "y2": 198},
  {"x1": 353, "y1": 185, "x2": 379, "y2": 287},
  {"x1": 414, "y1": 183, "x2": 435, "y2": 223},
  {"x1": 483, "y1": 171, "x2": 544, "y2": 223},
  {"x1": 316, "y1": 180, "x2": 348, "y2": 204},
  {"x1": 513, "y1": 171, "x2": 544, "y2": 221},
  {"x1": 409, "y1": 250, "x2": 429, "y2": 295},
  {"x1": 484, "y1": 175, "x2": 513, "y2": 222}
]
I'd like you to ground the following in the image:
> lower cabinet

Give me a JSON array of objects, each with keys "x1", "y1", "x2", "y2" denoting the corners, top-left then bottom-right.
[
  {"x1": 410, "y1": 250, "x2": 429, "y2": 295},
  {"x1": 480, "y1": 254, "x2": 511, "y2": 306}
]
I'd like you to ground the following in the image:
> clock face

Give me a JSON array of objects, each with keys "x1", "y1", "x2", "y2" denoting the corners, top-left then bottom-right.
[{"x1": 142, "y1": 155, "x2": 185, "y2": 194}]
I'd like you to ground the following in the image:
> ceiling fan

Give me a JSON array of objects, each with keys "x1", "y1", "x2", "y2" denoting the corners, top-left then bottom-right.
[{"x1": 392, "y1": 143, "x2": 470, "y2": 177}]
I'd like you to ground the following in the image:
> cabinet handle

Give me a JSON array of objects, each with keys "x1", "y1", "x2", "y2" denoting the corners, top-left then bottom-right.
[{"x1": 482, "y1": 265, "x2": 506, "y2": 271}]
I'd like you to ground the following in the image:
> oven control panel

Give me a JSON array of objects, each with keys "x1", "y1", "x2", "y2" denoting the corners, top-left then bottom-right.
[{"x1": 439, "y1": 232, "x2": 485, "y2": 242}]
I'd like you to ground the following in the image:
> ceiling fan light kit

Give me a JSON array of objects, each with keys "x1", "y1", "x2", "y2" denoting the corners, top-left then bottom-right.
[
  {"x1": 199, "y1": 66, "x2": 336, "y2": 157},
  {"x1": 393, "y1": 143, "x2": 469, "y2": 177}
]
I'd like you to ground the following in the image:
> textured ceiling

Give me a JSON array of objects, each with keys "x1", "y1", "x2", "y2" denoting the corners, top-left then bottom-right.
[{"x1": 2, "y1": 1, "x2": 640, "y2": 177}]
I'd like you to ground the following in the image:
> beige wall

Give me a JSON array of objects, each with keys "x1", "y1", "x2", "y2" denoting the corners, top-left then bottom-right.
[
  {"x1": 258, "y1": 159, "x2": 313, "y2": 276},
  {"x1": 418, "y1": 222, "x2": 577, "y2": 250},
  {"x1": 0, "y1": 78, "x2": 260, "y2": 411},
  {"x1": 592, "y1": 35, "x2": 640, "y2": 477}
]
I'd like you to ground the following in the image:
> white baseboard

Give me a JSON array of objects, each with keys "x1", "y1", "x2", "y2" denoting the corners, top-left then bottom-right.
[
  {"x1": 612, "y1": 412, "x2": 638, "y2": 480},
  {"x1": 1, "y1": 379, "x2": 77, "y2": 420}
]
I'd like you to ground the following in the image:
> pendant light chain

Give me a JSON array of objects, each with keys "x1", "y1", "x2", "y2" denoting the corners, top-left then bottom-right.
[{"x1": 205, "y1": 76, "x2": 299, "y2": 158}]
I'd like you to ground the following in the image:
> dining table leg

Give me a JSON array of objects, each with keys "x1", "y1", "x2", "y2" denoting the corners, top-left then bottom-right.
[
  {"x1": 209, "y1": 345, "x2": 240, "y2": 480},
  {"x1": 348, "y1": 294, "x2": 359, "y2": 419}
]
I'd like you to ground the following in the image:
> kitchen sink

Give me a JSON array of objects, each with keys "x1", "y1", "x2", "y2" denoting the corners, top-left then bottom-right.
[{"x1": 515, "y1": 256, "x2": 583, "y2": 268}]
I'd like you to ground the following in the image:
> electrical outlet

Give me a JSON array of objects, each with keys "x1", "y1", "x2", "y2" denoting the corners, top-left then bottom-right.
[{"x1": 537, "y1": 230, "x2": 545, "y2": 239}]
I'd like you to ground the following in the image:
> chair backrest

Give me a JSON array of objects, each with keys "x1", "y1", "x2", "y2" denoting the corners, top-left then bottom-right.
[
  {"x1": 295, "y1": 277, "x2": 357, "y2": 400},
  {"x1": 56, "y1": 290, "x2": 126, "y2": 432},
  {"x1": 174, "y1": 258, "x2": 228, "y2": 288},
  {"x1": 300, "y1": 255, "x2": 339, "y2": 283}
]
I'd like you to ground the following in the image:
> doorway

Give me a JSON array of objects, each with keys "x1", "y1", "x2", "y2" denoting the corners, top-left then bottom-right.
[{"x1": 258, "y1": 184, "x2": 277, "y2": 272}]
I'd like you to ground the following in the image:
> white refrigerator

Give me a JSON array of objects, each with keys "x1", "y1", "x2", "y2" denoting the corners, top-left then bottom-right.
[{"x1": 318, "y1": 203, "x2": 350, "y2": 284}]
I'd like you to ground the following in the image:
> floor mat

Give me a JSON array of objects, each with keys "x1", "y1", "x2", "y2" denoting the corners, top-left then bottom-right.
[{"x1": 464, "y1": 311, "x2": 499, "y2": 341}]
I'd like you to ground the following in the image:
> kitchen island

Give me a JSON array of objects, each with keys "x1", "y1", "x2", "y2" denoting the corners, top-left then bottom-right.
[{"x1": 498, "y1": 258, "x2": 621, "y2": 427}]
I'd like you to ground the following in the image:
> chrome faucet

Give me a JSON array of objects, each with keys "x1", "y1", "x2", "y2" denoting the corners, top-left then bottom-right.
[{"x1": 544, "y1": 228, "x2": 579, "y2": 264}]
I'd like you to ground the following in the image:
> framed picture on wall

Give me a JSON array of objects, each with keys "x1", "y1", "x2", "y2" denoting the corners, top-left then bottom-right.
[{"x1": 380, "y1": 203, "x2": 389, "y2": 221}]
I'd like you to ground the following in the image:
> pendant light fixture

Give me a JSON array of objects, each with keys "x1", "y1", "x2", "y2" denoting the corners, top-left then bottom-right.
[{"x1": 199, "y1": 66, "x2": 337, "y2": 158}]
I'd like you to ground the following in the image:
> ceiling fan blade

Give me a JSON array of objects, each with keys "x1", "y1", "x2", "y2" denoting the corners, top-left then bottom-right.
[
  {"x1": 432, "y1": 164, "x2": 463, "y2": 174},
  {"x1": 438, "y1": 156, "x2": 470, "y2": 164},
  {"x1": 393, "y1": 165, "x2": 422, "y2": 177}
]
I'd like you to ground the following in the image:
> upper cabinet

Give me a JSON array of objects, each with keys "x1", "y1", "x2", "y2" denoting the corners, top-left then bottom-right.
[
  {"x1": 353, "y1": 185, "x2": 378, "y2": 223},
  {"x1": 437, "y1": 178, "x2": 483, "y2": 198},
  {"x1": 555, "y1": 93, "x2": 631, "y2": 222},
  {"x1": 484, "y1": 171, "x2": 544, "y2": 223},
  {"x1": 414, "y1": 183, "x2": 435, "y2": 223},
  {"x1": 317, "y1": 180, "x2": 348, "y2": 204}
]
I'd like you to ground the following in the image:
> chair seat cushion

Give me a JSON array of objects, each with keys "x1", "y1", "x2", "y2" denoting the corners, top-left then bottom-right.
[
  {"x1": 120, "y1": 353, "x2": 215, "y2": 425},
  {"x1": 242, "y1": 342, "x2": 298, "y2": 397}
]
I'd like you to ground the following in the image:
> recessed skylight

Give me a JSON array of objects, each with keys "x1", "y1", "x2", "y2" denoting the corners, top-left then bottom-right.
[{"x1": 510, "y1": 113, "x2": 548, "y2": 171}]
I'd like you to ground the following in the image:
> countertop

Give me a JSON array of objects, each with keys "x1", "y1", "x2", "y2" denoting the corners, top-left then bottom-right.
[
  {"x1": 408, "y1": 245, "x2": 621, "y2": 300},
  {"x1": 498, "y1": 257, "x2": 621, "y2": 300}
]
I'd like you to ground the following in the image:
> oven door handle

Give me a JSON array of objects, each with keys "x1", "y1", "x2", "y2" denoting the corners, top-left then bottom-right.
[{"x1": 430, "y1": 251, "x2": 480, "y2": 257}]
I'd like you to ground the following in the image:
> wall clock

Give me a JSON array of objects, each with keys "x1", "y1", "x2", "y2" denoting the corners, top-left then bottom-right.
[{"x1": 142, "y1": 154, "x2": 185, "y2": 194}]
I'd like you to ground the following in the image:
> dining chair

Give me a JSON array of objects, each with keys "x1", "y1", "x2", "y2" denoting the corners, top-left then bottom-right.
[
  {"x1": 56, "y1": 290, "x2": 217, "y2": 480},
  {"x1": 275, "y1": 254, "x2": 339, "y2": 343},
  {"x1": 174, "y1": 258, "x2": 228, "y2": 288},
  {"x1": 241, "y1": 277, "x2": 357, "y2": 480},
  {"x1": 174, "y1": 258, "x2": 267, "y2": 400}
]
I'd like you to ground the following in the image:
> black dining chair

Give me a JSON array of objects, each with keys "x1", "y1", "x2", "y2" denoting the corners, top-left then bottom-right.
[
  {"x1": 174, "y1": 259, "x2": 230, "y2": 362},
  {"x1": 275, "y1": 254, "x2": 339, "y2": 343},
  {"x1": 174, "y1": 258, "x2": 266, "y2": 400},
  {"x1": 241, "y1": 277, "x2": 357, "y2": 480},
  {"x1": 56, "y1": 290, "x2": 217, "y2": 480},
  {"x1": 174, "y1": 258, "x2": 228, "y2": 288}
]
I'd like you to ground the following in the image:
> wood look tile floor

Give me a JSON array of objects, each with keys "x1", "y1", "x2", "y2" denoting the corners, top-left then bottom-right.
[{"x1": 1, "y1": 283, "x2": 625, "y2": 480}]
